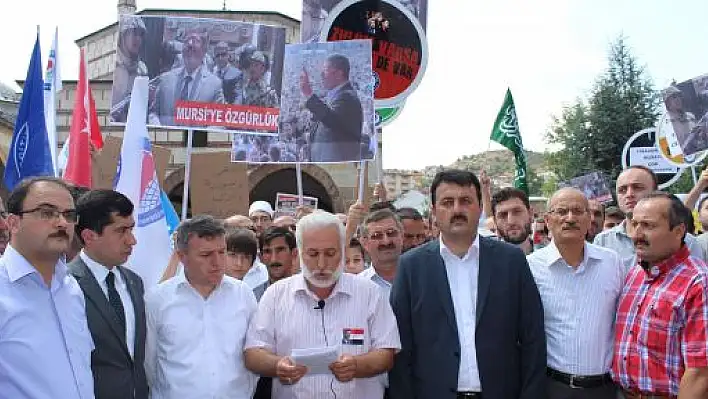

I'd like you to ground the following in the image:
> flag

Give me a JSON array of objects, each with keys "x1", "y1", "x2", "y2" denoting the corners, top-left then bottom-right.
[
  {"x1": 4, "y1": 31, "x2": 53, "y2": 191},
  {"x1": 114, "y1": 76, "x2": 172, "y2": 287},
  {"x1": 160, "y1": 189, "x2": 179, "y2": 238},
  {"x1": 63, "y1": 49, "x2": 93, "y2": 187},
  {"x1": 490, "y1": 89, "x2": 528, "y2": 194},
  {"x1": 44, "y1": 27, "x2": 62, "y2": 176}
]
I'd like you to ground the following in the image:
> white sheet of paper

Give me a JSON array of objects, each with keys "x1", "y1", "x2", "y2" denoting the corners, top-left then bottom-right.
[{"x1": 291, "y1": 345, "x2": 340, "y2": 375}]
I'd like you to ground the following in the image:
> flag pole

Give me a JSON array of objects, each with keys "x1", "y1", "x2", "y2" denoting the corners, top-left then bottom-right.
[
  {"x1": 692, "y1": 165, "x2": 698, "y2": 186},
  {"x1": 296, "y1": 162, "x2": 304, "y2": 206},
  {"x1": 181, "y1": 129, "x2": 194, "y2": 220},
  {"x1": 375, "y1": 127, "x2": 383, "y2": 184},
  {"x1": 358, "y1": 160, "x2": 367, "y2": 203}
]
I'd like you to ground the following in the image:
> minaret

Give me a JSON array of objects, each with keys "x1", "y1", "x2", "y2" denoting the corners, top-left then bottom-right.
[{"x1": 118, "y1": 0, "x2": 136, "y2": 16}]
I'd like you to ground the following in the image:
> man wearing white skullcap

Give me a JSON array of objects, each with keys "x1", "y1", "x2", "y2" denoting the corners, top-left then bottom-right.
[{"x1": 243, "y1": 201, "x2": 275, "y2": 290}]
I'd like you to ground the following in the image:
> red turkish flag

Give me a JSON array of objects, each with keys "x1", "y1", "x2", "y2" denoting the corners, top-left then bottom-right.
[{"x1": 64, "y1": 49, "x2": 103, "y2": 187}]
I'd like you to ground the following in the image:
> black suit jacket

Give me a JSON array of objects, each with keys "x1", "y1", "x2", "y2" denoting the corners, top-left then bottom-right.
[
  {"x1": 69, "y1": 257, "x2": 149, "y2": 399},
  {"x1": 389, "y1": 237, "x2": 546, "y2": 399},
  {"x1": 306, "y1": 81, "x2": 364, "y2": 162}
]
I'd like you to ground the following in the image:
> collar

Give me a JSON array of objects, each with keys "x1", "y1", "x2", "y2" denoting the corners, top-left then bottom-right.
[
  {"x1": 609, "y1": 220, "x2": 630, "y2": 237},
  {"x1": 292, "y1": 272, "x2": 353, "y2": 300},
  {"x1": 439, "y1": 234, "x2": 479, "y2": 261},
  {"x1": 360, "y1": 266, "x2": 392, "y2": 287},
  {"x1": 79, "y1": 250, "x2": 115, "y2": 284},
  {"x1": 4, "y1": 244, "x2": 68, "y2": 284},
  {"x1": 327, "y1": 81, "x2": 349, "y2": 97},
  {"x1": 542, "y1": 240, "x2": 602, "y2": 269},
  {"x1": 642, "y1": 245, "x2": 691, "y2": 280},
  {"x1": 181, "y1": 65, "x2": 201, "y2": 81}
]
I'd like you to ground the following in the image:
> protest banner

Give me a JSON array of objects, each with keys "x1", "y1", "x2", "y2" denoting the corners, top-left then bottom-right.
[
  {"x1": 375, "y1": 101, "x2": 404, "y2": 127},
  {"x1": 231, "y1": 39, "x2": 375, "y2": 164},
  {"x1": 275, "y1": 192, "x2": 319, "y2": 217},
  {"x1": 320, "y1": 0, "x2": 428, "y2": 107},
  {"x1": 301, "y1": 0, "x2": 428, "y2": 44},
  {"x1": 622, "y1": 127, "x2": 684, "y2": 189},
  {"x1": 658, "y1": 74, "x2": 708, "y2": 157},
  {"x1": 558, "y1": 172, "x2": 613, "y2": 204},
  {"x1": 109, "y1": 14, "x2": 286, "y2": 136}
]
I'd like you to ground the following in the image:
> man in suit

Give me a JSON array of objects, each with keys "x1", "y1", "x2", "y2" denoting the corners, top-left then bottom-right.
[
  {"x1": 389, "y1": 169, "x2": 547, "y2": 399},
  {"x1": 150, "y1": 30, "x2": 225, "y2": 126},
  {"x1": 69, "y1": 189, "x2": 148, "y2": 399},
  {"x1": 300, "y1": 53, "x2": 364, "y2": 162}
]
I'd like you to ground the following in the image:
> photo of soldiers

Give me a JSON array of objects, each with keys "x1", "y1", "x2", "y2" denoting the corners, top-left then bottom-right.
[
  {"x1": 109, "y1": 15, "x2": 286, "y2": 134},
  {"x1": 110, "y1": 15, "x2": 148, "y2": 122}
]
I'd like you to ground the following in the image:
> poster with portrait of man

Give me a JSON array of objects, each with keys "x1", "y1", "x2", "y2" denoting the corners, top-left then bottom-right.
[
  {"x1": 231, "y1": 39, "x2": 375, "y2": 164},
  {"x1": 559, "y1": 172, "x2": 613, "y2": 204},
  {"x1": 110, "y1": 14, "x2": 286, "y2": 136},
  {"x1": 301, "y1": 0, "x2": 428, "y2": 43},
  {"x1": 659, "y1": 74, "x2": 708, "y2": 157}
]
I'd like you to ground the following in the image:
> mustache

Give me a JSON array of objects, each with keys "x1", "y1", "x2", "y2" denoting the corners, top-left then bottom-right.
[
  {"x1": 377, "y1": 242, "x2": 396, "y2": 251},
  {"x1": 450, "y1": 214, "x2": 468, "y2": 223},
  {"x1": 268, "y1": 262, "x2": 283, "y2": 268},
  {"x1": 561, "y1": 222, "x2": 580, "y2": 230},
  {"x1": 634, "y1": 239, "x2": 650, "y2": 246},
  {"x1": 49, "y1": 231, "x2": 69, "y2": 239}
]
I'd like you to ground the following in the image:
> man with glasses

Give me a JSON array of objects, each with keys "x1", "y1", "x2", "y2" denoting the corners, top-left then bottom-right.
[
  {"x1": 0, "y1": 177, "x2": 94, "y2": 399},
  {"x1": 528, "y1": 188, "x2": 623, "y2": 398},
  {"x1": 359, "y1": 208, "x2": 404, "y2": 295},
  {"x1": 211, "y1": 41, "x2": 242, "y2": 104},
  {"x1": 396, "y1": 208, "x2": 427, "y2": 253}
]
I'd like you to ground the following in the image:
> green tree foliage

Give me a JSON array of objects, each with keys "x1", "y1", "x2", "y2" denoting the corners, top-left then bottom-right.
[{"x1": 546, "y1": 36, "x2": 661, "y2": 183}]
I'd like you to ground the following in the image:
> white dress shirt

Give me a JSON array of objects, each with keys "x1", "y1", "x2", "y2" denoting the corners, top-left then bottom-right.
[
  {"x1": 440, "y1": 235, "x2": 481, "y2": 391},
  {"x1": 527, "y1": 241, "x2": 624, "y2": 375},
  {"x1": 242, "y1": 258, "x2": 268, "y2": 289},
  {"x1": 80, "y1": 251, "x2": 136, "y2": 358},
  {"x1": 245, "y1": 273, "x2": 401, "y2": 399},
  {"x1": 145, "y1": 273, "x2": 258, "y2": 399}
]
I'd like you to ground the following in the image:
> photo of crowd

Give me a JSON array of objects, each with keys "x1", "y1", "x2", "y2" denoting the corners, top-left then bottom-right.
[
  {"x1": 559, "y1": 171, "x2": 613, "y2": 203},
  {"x1": 232, "y1": 40, "x2": 375, "y2": 163},
  {"x1": 301, "y1": 0, "x2": 428, "y2": 43},
  {"x1": 110, "y1": 15, "x2": 286, "y2": 133}
]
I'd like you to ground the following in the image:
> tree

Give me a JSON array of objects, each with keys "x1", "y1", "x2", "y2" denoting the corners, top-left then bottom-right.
[{"x1": 546, "y1": 36, "x2": 661, "y2": 183}]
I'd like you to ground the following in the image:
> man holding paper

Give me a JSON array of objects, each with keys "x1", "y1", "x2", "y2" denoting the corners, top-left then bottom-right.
[{"x1": 244, "y1": 211, "x2": 400, "y2": 398}]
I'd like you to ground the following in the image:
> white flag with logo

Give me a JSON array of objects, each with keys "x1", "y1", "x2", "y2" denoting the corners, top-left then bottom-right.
[
  {"x1": 114, "y1": 76, "x2": 172, "y2": 287},
  {"x1": 44, "y1": 27, "x2": 62, "y2": 176}
]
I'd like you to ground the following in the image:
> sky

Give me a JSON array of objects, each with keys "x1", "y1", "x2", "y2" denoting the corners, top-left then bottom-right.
[{"x1": 1, "y1": 0, "x2": 708, "y2": 170}]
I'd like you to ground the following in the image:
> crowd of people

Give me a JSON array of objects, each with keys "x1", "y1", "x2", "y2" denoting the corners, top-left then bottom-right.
[{"x1": 2, "y1": 164, "x2": 708, "y2": 398}]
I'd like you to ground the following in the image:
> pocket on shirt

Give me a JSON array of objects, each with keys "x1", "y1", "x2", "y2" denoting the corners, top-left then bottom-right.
[
  {"x1": 640, "y1": 301, "x2": 680, "y2": 352},
  {"x1": 340, "y1": 327, "x2": 369, "y2": 357}
]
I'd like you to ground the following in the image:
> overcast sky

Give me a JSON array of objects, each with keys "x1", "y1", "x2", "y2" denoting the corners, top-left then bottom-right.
[{"x1": 1, "y1": 0, "x2": 707, "y2": 169}]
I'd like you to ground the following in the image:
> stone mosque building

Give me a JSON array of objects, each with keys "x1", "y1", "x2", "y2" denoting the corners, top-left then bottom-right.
[{"x1": 2, "y1": 0, "x2": 382, "y2": 217}]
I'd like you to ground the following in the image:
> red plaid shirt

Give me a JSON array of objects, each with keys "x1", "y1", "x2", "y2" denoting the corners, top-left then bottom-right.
[{"x1": 611, "y1": 246, "x2": 708, "y2": 395}]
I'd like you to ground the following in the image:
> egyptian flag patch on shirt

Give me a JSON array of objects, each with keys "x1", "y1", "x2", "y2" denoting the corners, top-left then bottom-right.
[{"x1": 342, "y1": 328, "x2": 365, "y2": 345}]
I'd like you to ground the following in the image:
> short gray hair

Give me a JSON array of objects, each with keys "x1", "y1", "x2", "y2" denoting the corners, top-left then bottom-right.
[
  {"x1": 175, "y1": 215, "x2": 226, "y2": 251},
  {"x1": 360, "y1": 208, "x2": 402, "y2": 237},
  {"x1": 295, "y1": 210, "x2": 346, "y2": 254}
]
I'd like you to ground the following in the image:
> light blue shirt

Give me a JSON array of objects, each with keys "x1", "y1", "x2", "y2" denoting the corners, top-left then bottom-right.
[
  {"x1": 0, "y1": 245, "x2": 95, "y2": 399},
  {"x1": 527, "y1": 241, "x2": 624, "y2": 375}
]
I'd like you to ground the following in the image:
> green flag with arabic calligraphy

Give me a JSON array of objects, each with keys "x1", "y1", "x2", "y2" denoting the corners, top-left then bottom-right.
[{"x1": 490, "y1": 89, "x2": 528, "y2": 194}]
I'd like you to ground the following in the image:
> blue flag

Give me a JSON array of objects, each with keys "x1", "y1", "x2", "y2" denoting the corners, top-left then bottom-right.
[
  {"x1": 4, "y1": 32, "x2": 53, "y2": 191},
  {"x1": 160, "y1": 189, "x2": 179, "y2": 238}
]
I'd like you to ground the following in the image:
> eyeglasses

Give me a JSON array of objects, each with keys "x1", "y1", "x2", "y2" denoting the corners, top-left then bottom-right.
[
  {"x1": 367, "y1": 229, "x2": 400, "y2": 241},
  {"x1": 548, "y1": 207, "x2": 587, "y2": 217},
  {"x1": 17, "y1": 207, "x2": 79, "y2": 223}
]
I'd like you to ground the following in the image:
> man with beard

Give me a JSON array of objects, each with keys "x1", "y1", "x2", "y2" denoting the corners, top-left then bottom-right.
[
  {"x1": 395, "y1": 208, "x2": 427, "y2": 253},
  {"x1": 111, "y1": 16, "x2": 148, "y2": 122},
  {"x1": 253, "y1": 227, "x2": 297, "y2": 301},
  {"x1": 0, "y1": 177, "x2": 94, "y2": 398},
  {"x1": 150, "y1": 30, "x2": 224, "y2": 126},
  {"x1": 586, "y1": 199, "x2": 604, "y2": 242},
  {"x1": 594, "y1": 165, "x2": 705, "y2": 274},
  {"x1": 492, "y1": 188, "x2": 534, "y2": 254},
  {"x1": 528, "y1": 188, "x2": 623, "y2": 398},
  {"x1": 244, "y1": 211, "x2": 400, "y2": 398}
]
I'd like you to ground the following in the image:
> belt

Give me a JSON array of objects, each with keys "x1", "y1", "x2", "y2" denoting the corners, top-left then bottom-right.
[
  {"x1": 623, "y1": 390, "x2": 676, "y2": 399},
  {"x1": 457, "y1": 393, "x2": 482, "y2": 399},
  {"x1": 546, "y1": 367, "x2": 613, "y2": 389}
]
